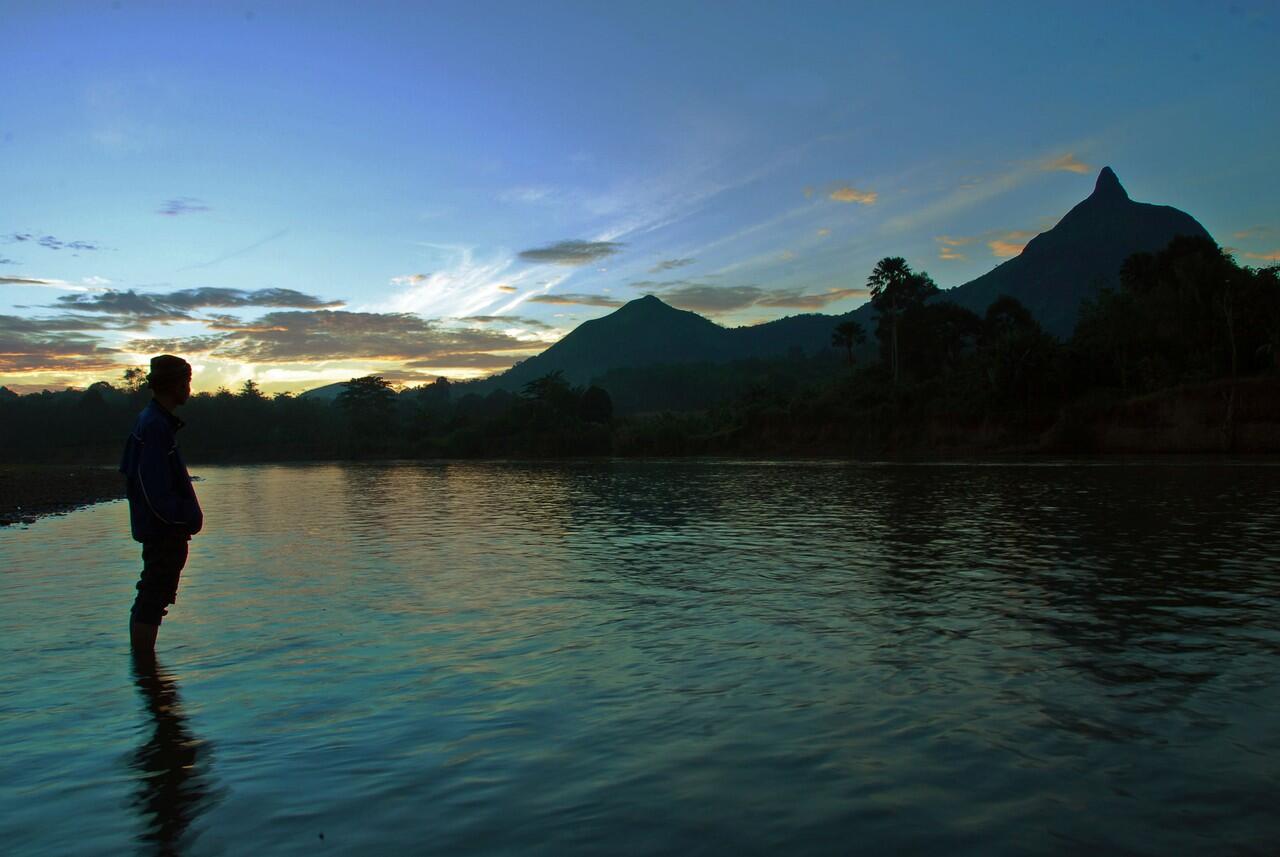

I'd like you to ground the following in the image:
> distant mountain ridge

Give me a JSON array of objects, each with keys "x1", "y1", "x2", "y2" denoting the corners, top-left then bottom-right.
[{"x1": 453, "y1": 167, "x2": 1213, "y2": 396}]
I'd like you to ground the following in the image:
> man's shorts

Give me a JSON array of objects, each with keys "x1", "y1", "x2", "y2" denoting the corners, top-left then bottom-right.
[{"x1": 130, "y1": 537, "x2": 190, "y2": 626}]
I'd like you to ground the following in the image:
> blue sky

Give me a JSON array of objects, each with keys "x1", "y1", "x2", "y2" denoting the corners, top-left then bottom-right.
[{"x1": 2, "y1": 0, "x2": 1277, "y2": 393}]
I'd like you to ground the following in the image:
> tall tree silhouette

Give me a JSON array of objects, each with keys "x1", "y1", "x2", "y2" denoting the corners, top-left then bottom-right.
[
  {"x1": 831, "y1": 320, "x2": 866, "y2": 366},
  {"x1": 867, "y1": 257, "x2": 939, "y2": 384}
]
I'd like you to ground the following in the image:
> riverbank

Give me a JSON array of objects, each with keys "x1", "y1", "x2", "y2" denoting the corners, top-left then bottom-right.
[{"x1": 0, "y1": 466, "x2": 125, "y2": 527}]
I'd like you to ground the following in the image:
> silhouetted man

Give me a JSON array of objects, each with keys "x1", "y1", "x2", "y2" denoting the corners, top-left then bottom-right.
[{"x1": 121, "y1": 355, "x2": 203, "y2": 651}]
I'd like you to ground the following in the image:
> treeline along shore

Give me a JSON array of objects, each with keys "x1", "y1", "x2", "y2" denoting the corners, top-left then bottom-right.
[{"x1": 2, "y1": 236, "x2": 1279, "y2": 523}]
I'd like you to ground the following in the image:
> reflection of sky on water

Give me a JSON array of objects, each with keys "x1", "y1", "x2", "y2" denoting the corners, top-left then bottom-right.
[{"x1": 1, "y1": 461, "x2": 1277, "y2": 854}]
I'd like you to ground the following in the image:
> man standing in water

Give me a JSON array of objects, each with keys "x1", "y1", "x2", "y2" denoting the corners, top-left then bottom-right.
[{"x1": 121, "y1": 355, "x2": 203, "y2": 651}]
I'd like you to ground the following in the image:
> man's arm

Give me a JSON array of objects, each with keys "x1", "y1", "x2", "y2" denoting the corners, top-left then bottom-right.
[{"x1": 135, "y1": 421, "x2": 188, "y2": 529}]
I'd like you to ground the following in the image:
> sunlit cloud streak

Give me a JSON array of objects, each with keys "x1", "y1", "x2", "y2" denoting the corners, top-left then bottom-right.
[
  {"x1": 1042, "y1": 153, "x2": 1091, "y2": 174},
  {"x1": 828, "y1": 186, "x2": 877, "y2": 204}
]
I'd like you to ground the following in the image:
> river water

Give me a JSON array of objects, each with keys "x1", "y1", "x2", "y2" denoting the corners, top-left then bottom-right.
[{"x1": 1, "y1": 461, "x2": 1277, "y2": 855}]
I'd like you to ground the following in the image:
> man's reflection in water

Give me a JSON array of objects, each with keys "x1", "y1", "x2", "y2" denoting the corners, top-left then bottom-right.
[{"x1": 129, "y1": 652, "x2": 218, "y2": 855}]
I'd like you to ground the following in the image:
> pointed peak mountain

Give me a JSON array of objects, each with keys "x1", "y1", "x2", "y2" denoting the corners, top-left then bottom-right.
[
  {"x1": 615, "y1": 293, "x2": 676, "y2": 315},
  {"x1": 1091, "y1": 166, "x2": 1128, "y2": 202}
]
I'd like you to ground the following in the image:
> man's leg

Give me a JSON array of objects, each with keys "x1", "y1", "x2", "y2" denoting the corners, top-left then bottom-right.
[{"x1": 130, "y1": 538, "x2": 189, "y2": 650}]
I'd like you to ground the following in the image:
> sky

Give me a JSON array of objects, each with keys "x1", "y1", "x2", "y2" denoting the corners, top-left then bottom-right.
[{"x1": 2, "y1": 0, "x2": 1278, "y2": 394}]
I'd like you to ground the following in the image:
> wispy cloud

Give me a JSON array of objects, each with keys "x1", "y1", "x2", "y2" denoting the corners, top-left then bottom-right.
[
  {"x1": 381, "y1": 246, "x2": 545, "y2": 320},
  {"x1": 0, "y1": 256, "x2": 17, "y2": 265},
  {"x1": 646, "y1": 282, "x2": 867, "y2": 314},
  {"x1": 6, "y1": 232, "x2": 103, "y2": 252},
  {"x1": 518, "y1": 240, "x2": 624, "y2": 266},
  {"x1": 158, "y1": 197, "x2": 211, "y2": 216},
  {"x1": 987, "y1": 230, "x2": 1038, "y2": 258},
  {"x1": 884, "y1": 145, "x2": 1095, "y2": 235},
  {"x1": 527, "y1": 293, "x2": 625, "y2": 308},
  {"x1": 828, "y1": 186, "x2": 877, "y2": 205},
  {"x1": 0, "y1": 275, "x2": 99, "y2": 292},
  {"x1": 649, "y1": 257, "x2": 695, "y2": 274},
  {"x1": 1243, "y1": 249, "x2": 1280, "y2": 262},
  {"x1": 390, "y1": 273, "x2": 430, "y2": 286},
  {"x1": 1234, "y1": 226, "x2": 1272, "y2": 240},
  {"x1": 1042, "y1": 153, "x2": 1091, "y2": 174},
  {"x1": 498, "y1": 186, "x2": 555, "y2": 204},
  {"x1": 934, "y1": 235, "x2": 977, "y2": 261},
  {"x1": 458, "y1": 315, "x2": 554, "y2": 331},
  {"x1": 816, "y1": 228, "x2": 831, "y2": 238}
]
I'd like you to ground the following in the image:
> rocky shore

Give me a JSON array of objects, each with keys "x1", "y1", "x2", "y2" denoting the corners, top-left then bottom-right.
[{"x1": 0, "y1": 466, "x2": 125, "y2": 527}]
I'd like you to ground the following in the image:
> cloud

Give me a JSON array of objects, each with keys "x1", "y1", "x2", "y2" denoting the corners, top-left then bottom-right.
[
  {"x1": 158, "y1": 197, "x2": 211, "y2": 216},
  {"x1": 458, "y1": 315, "x2": 553, "y2": 330},
  {"x1": 883, "y1": 144, "x2": 1096, "y2": 235},
  {"x1": 51, "y1": 287, "x2": 344, "y2": 326},
  {"x1": 390, "y1": 273, "x2": 430, "y2": 286},
  {"x1": 6, "y1": 232, "x2": 102, "y2": 251},
  {"x1": 518, "y1": 240, "x2": 624, "y2": 266},
  {"x1": 648, "y1": 283, "x2": 867, "y2": 314},
  {"x1": 499, "y1": 186, "x2": 555, "y2": 204},
  {"x1": 495, "y1": 285, "x2": 517, "y2": 293},
  {"x1": 828, "y1": 186, "x2": 877, "y2": 205},
  {"x1": 0, "y1": 314, "x2": 120, "y2": 373},
  {"x1": 987, "y1": 230, "x2": 1038, "y2": 258},
  {"x1": 527, "y1": 293, "x2": 625, "y2": 308},
  {"x1": 649, "y1": 257, "x2": 695, "y2": 274},
  {"x1": 1043, "y1": 153, "x2": 1091, "y2": 174},
  {"x1": 935, "y1": 234, "x2": 977, "y2": 261},
  {"x1": 1243, "y1": 250, "x2": 1280, "y2": 262},
  {"x1": 0, "y1": 256, "x2": 16, "y2": 265},
  {"x1": 1234, "y1": 226, "x2": 1272, "y2": 240},
  {"x1": 754, "y1": 287, "x2": 869, "y2": 309},
  {"x1": 404, "y1": 352, "x2": 528, "y2": 369},
  {"x1": 816, "y1": 228, "x2": 830, "y2": 238},
  {"x1": 129, "y1": 309, "x2": 539, "y2": 364}
]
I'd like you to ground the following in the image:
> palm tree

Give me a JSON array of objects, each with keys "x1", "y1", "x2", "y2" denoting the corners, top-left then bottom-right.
[
  {"x1": 867, "y1": 257, "x2": 938, "y2": 385},
  {"x1": 831, "y1": 319, "x2": 866, "y2": 366}
]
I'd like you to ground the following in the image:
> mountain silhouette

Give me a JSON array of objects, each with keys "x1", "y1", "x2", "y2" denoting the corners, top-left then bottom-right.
[
  {"x1": 484, "y1": 295, "x2": 733, "y2": 389},
  {"x1": 931, "y1": 166, "x2": 1211, "y2": 336},
  {"x1": 450, "y1": 167, "x2": 1214, "y2": 395}
]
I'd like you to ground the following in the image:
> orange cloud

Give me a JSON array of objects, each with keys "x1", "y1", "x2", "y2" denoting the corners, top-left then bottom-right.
[
  {"x1": 828, "y1": 186, "x2": 877, "y2": 205},
  {"x1": 1043, "y1": 153, "x2": 1091, "y2": 174},
  {"x1": 1244, "y1": 249, "x2": 1280, "y2": 262},
  {"x1": 1233, "y1": 226, "x2": 1270, "y2": 240},
  {"x1": 495, "y1": 284, "x2": 517, "y2": 292},
  {"x1": 987, "y1": 230, "x2": 1039, "y2": 258},
  {"x1": 935, "y1": 234, "x2": 977, "y2": 261}
]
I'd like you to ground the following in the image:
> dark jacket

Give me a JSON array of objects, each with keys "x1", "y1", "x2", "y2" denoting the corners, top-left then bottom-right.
[{"x1": 120, "y1": 400, "x2": 203, "y2": 543}]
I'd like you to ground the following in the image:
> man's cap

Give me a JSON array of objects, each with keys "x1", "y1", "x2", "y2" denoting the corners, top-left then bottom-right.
[{"x1": 147, "y1": 354, "x2": 192, "y2": 385}]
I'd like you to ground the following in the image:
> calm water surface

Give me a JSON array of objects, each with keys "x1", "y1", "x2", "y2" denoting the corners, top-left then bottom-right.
[{"x1": 1, "y1": 461, "x2": 1277, "y2": 855}]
